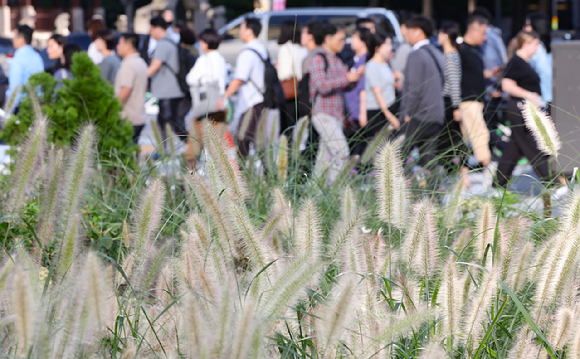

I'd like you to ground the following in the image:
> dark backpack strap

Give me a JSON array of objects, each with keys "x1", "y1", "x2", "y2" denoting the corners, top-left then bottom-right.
[
  {"x1": 420, "y1": 45, "x2": 445, "y2": 86},
  {"x1": 242, "y1": 47, "x2": 269, "y2": 94},
  {"x1": 157, "y1": 38, "x2": 180, "y2": 77}
]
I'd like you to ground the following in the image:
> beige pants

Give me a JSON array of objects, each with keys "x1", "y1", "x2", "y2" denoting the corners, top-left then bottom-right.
[{"x1": 459, "y1": 101, "x2": 491, "y2": 165}]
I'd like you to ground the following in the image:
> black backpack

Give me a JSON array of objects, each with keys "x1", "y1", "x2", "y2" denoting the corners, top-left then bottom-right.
[
  {"x1": 245, "y1": 48, "x2": 285, "y2": 109},
  {"x1": 296, "y1": 52, "x2": 328, "y2": 119},
  {"x1": 160, "y1": 39, "x2": 198, "y2": 98}
]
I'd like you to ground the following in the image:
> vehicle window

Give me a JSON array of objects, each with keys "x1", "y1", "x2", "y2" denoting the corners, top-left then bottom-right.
[
  {"x1": 225, "y1": 25, "x2": 241, "y2": 40},
  {"x1": 315, "y1": 15, "x2": 359, "y2": 37},
  {"x1": 369, "y1": 14, "x2": 396, "y2": 37},
  {"x1": 268, "y1": 15, "x2": 314, "y2": 40}
]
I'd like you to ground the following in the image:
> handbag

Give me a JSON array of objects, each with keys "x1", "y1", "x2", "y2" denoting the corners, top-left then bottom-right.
[
  {"x1": 281, "y1": 77, "x2": 298, "y2": 100},
  {"x1": 190, "y1": 79, "x2": 221, "y2": 120}
]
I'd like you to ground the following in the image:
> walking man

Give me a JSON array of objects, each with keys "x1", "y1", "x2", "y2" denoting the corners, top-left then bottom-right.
[
  {"x1": 6, "y1": 25, "x2": 44, "y2": 110},
  {"x1": 115, "y1": 33, "x2": 148, "y2": 144},
  {"x1": 399, "y1": 15, "x2": 445, "y2": 173},
  {"x1": 147, "y1": 16, "x2": 187, "y2": 142},
  {"x1": 216, "y1": 17, "x2": 268, "y2": 157},
  {"x1": 309, "y1": 24, "x2": 364, "y2": 184}
]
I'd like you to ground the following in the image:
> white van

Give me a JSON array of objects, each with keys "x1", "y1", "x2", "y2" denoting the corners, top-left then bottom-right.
[{"x1": 217, "y1": 7, "x2": 404, "y2": 66}]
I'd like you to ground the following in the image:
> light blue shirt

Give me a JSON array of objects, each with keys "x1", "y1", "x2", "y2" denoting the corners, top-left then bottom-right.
[
  {"x1": 530, "y1": 42, "x2": 552, "y2": 103},
  {"x1": 481, "y1": 26, "x2": 507, "y2": 98},
  {"x1": 6, "y1": 45, "x2": 44, "y2": 106}
]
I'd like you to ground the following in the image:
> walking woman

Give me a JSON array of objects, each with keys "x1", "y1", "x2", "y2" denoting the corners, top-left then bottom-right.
[
  {"x1": 352, "y1": 32, "x2": 399, "y2": 157},
  {"x1": 495, "y1": 31, "x2": 564, "y2": 189},
  {"x1": 437, "y1": 21, "x2": 471, "y2": 187},
  {"x1": 46, "y1": 34, "x2": 67, "y2": 75}
]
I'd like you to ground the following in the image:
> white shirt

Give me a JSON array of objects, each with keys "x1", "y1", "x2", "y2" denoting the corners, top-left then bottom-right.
[
  {"x1": 233, "y1": 39, "x2": 267, "y2": 118},
  {"x1": 276, "y1": 41, "x2": 308, "y2": 81},
  {"x1": 88, "y1": 42, "x2": 103, "y2": 64},
  {"x1": 412, "y1": 39, "x2": 430, "y2": 51},
  {"x1": 186, "y1": 50, "x2": 228, "y2": 96}
]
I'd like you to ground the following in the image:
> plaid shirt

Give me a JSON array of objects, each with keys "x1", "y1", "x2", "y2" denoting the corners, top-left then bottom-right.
[{"x1": 309, "y1": 48, "x2": 350, "y2": 120}]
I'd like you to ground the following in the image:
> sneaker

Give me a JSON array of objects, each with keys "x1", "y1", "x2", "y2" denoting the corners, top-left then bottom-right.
[{"x1": 552, "y1": 185, "x2": 570, "y2": 202}]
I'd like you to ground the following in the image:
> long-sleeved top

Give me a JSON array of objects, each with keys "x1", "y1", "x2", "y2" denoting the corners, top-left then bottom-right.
[
  {"x1": 277, "y1": 41, "x2": 308, "y2": 82},
  {"x1": 400, "y1": 44, "x2": 444, "y2": 124},
  {"x1": 391, "y1": 42, "x2": 412, "y2": 73},
  {"x1": 6, "y1": 45, "x2": 44, "y2": 106},
  {"x1": 309, "y1": 48, "x2": 349, "y2": 120},
  {"x1": 442, "y1": 51, "x2": 462, "y2": 108},
  {"x1": 186, "y1": 50, "x2": 228, "y2": 96},
  {"x1": 88, "y1": 42, "x2": 103, "y2": 65},
  {"x1": 530, "y1": 42, "x2": 552, "y2": 103},
  {"x1": 100, "y1": 53, "x2": 121, "y2": 85},
  {"x1": 344, "y1": 53, "x2": 366, "y2": 120},
  {"x1": 481, "y1": 26, "x2": 507, "y2": 95}
]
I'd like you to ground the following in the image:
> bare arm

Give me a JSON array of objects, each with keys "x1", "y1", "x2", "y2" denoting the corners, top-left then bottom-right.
[
  {"x1": 359, "y1": 90, "x2": 367, "y2": 127},
  {"x1": 372, "y1": 86, "x2": 400, "y2": 130},
  {"x1": 118, "y1": 87, "x2": 132, "y2": 104},
  {"x1": 502, "y1": 78, "x2": 539, "y2": 105},
  {"x1": 216, "y1": 78, "x2": 244, "y2": 110},
  {"x1": 147, "y1": 59, "x2": 163, "y2": 78}
]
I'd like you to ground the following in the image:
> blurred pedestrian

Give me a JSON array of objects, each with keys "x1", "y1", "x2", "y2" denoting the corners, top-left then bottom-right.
[
  {"x1": 86, "y1": 16, "x2": 106, "y2": 65},
  {"x1": 437, "y1": 21, "x2": 470, "y2": 187},
  {"x1": 147, "y1": 16, "x2": 187, "y2": 142},
  {"x1": 496, "y1": 31, "x2": 564, "y2": 189},
  {"x1": 391, "y1": 12, "x2": 412, "y2": 75},
  {"x1": 524, "y1": 13, "x2": 552, "y2": 108},
  {"x1": 353, "y1": 32, "x2": 399, "y2": 158},
  {"x1": 399, "y1": 15, "x2": 444, "y2": 177},
  {"x1": 54, "y1": 44, "x2": 82, "y2": 90},
  {"x1": 46, "y1": 34, "x2": 67, "y2": 75},
  {"x1": 186, "y1": 29, "x2": 229, "y2": 162},
  {"x1": 458, "y1": 15, "x2": 496, "y2": 169},
  {"x1": 216, "y1": 17, "x2": 268, "y2": 158},
  {"x1": 115, "y1": 33, "x2": 148, "y2": 144},
  {"x1": 95, "y1": 29, "x2": 121, "y2": 85},
  {"x1": 7, "y1": 25, "x2": 44, "y2": 109},
  {"x1": 277, "y1": 20, "x2": 308, "y2": 134},
  {"x1": 309, "y1": 23, "x2": 363, "y2": 184},
  {"x1": 175, "y1": 25, "x2": 199, "y2": 142},
  {"x1": 339, "y1": 17, "x2": 376, "y2": 68}
]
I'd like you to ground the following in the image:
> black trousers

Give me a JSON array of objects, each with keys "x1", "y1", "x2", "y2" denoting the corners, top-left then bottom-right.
[
  {"x1": 484, "y1": 96, "x2": 506, "y2": 152},
  {"x1": 438, "y1": 97, "x2": 467, "y2": 174},
  {"x1": 351, "y1": 109, "x2": 389, "y2": 157},
  {"x1": 400, "y1": 118, "x2": 442, "y2": 168},
  {"x1": 158, "y1": 97, "x2": 187, "y2": 142},
  {"x1": 238, "y1": 102, "x2": 265, "y2": 157},
  {"x1": 495, "y1": 99, "x2": 553, "y2": 188},
  {"x1": 132, "y1": 125, "x2": 145, "y2": 144}
]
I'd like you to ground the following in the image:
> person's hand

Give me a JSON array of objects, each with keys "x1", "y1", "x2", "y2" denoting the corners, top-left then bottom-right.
[
  {"x1": 387, "y1": 113, "x2": 400, "y2": 130},
  {"x1": 492, "y1": 66, "x2": 502, "y2": 77},
  {"x1": 404, "y1": 115, "x2": 411, "y2": 123},
  {"x1": 359, "y1": 113, "x2": 368, "y2": 128},
  {"x1": 347, "y1": 71, "x2": 362, "y2": 83},
  {"x1": 394, "y1": 81, "x2": 403, "y2": 90},
  {"x1": 216, "y1": 98, "x2": 225, "y2": 111},
  {"x1": 528, "y1": 92, "x2": 541, "y2": 107},
  {"x1": 491, "y1": 90, "x2": 502, "y2": 98},
  {"x1": 356, "y1": 65, "x2": 365, "y2": 76},
  {"x1": 453, "y1": 109, "x2": 462, "y2": 122},
  {"x1": 393, "y1": 70, "x2": 403, "y2": 81}
]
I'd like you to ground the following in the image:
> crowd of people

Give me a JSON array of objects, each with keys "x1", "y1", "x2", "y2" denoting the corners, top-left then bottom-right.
[{"x1": 3, "y1": 8, "x2": 565, "y2": 191}]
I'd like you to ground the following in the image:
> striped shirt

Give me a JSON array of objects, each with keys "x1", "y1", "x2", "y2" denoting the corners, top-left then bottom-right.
[{"x1": 443, "y1": 51, "x2": 462, "y2": 108}]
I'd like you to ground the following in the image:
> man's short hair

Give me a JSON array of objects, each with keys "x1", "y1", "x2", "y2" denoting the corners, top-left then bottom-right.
[
  {"x1": 356, "y1": 17, "x2": 375, "y2": 28},
  {"x1": 199, "y1": 29, "x2": 222, "y2": 50},
  {"x1": 467, "y1": 15, "x2": 489, "y2": 28},
  {"x1": 306, "y1": 21, "x2": 325, "y2": 46},
  {"x1": 16, "y1": 25, "x2": 34, "y2": 45},
  {"x1": 150, "y1": 16, "x2": 169, "y2": 30},
  {"x1": 120, "y1": 33, "x2": 140, "y2": 50},
  {"x1": 323, "y1": 23, "x2": 344, "y2": 38},
  {"x1": 471, "y1": 7, "x2": 492, "y2": 23},
  {"x1": 405, "y1": 15, "x2": 434, "y2": 38},
  {"x1": 244, "y1": 17, "x2": 262, "y2": 38},
  {"x1": 95, "y1": 29, "x2": 116, "y2": 50},
  {"x1": 179, "y1": 27, "x2": 197, "y2": 46}
]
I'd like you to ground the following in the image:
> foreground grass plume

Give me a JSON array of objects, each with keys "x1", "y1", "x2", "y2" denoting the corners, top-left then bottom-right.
[
  {"x1": 375, "y1": 141, "x2": 408, "y2": 229},
  {"x1": 522, "y1": 99, "x2": 561, "y2": 157}
]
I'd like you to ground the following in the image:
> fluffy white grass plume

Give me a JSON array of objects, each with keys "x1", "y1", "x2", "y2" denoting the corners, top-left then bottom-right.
[
  {"x1": 231, "y1": 299, "x2": 257, "y2": 359},
  {"x1": 38, "y1": 147, "x2": 64, "y2": 244},
  {"x1": 499, "y1": 217, "x2": 528, "y2": 282},
  {"x1": 319, "y1": 273, "x2": 360, "y2": 352},
  {"x1": 463, "y1": 267, "x2": 498, "y2": 355},
  {"x1": 375, "y1": 141, "x2": 408, "y2": 229},
  {"x1": 509, "y1": 329, "x2": 541, "y2": 359},
  {"x1": 510, "y1": 241, "x2": 534, "y2": 292},
  {"x1": 403, "y1": 200, "x2": 438, "y2": 278},
  {"x1": 439, "y1": 262, "x2": 461, "y2": 338},
  {"x1": 548, "y1": 306, "x2": 574, "y2": 350},
  {"x1": 7, "y1": 116, "x2": 48, "y2": 213},
  {"x1": 522, "y1": 99, "x2": 561, "y2": 157},
  {"x1": 341, "y1": 186, "x2": 357, "y2": 223},
  {"x1": 550, "y1": 230, "x2": 580, "y2": 304},
  {"x1": 476, "y1": 201, "x2": 496, "y2": 266},
  {"x1": 567, "y1": 313, "x2": 580, "y2": 358},
  {"x1": 327, "y1": 210, "x2": 365, "y2": 273},
  {"x1": 57, "y1": 213, "x2": 81, "y2": 277},
  {"x1": 294, "y1": 199, "x2": 322, "y2": 259},
  {"x1": 0, "y1": 259, "x2": 13, "y2": 297},
  {"x1": 11, "y1": 265, "x2": 35, "y2": 353},
  {"x1": 277, "y1": 135, "x2": 288, "y2": 181},
  {"x1": 3, "y1": 84, "x2": 19, "y2": 114},
  {"x1": 183, "y1": 290, "x2": 206, "y2": 357},
  {"x1": 203, "y1": 120, "x2": 247, "y2": 201},
  {"x1": 132, "y1": 178, "x2": 165, "y2": 254},
  {"x1": 62, "y1": 123, "x2": 95, "y2": 226},
  {"x1": 418, "y1": 341, "x2": 446, "y2": 359},
  {"x1": 563, "y1": 191, "x2": 580, "y2": 231},
  {"x1": 85, "y1": 252, "x2": 109, "y2": 331}
]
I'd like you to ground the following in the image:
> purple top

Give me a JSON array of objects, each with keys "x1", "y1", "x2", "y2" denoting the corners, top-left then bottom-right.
[{"x1": 344, "y1": 53, "x2": 367, "y2": 120}]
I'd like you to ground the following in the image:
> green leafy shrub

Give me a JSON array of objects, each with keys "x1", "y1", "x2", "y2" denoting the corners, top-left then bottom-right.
[{"x1": 1, "y1": 52, "x2": 137, "y2": 165}]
